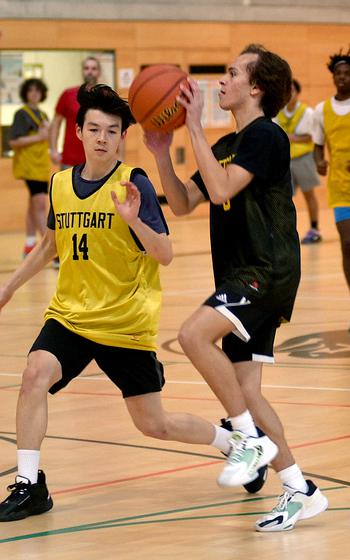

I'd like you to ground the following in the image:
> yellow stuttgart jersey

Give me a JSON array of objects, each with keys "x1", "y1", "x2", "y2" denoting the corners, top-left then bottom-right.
[
  {"x1": 324, "y1": 99, "x2": 350, "y2": 207},
  {"x1": 277, "y1": 104, "x2": 313, "y2": 160},
  {"x1": 45, "y1": 164, "x2": 162, "y2": 350}
]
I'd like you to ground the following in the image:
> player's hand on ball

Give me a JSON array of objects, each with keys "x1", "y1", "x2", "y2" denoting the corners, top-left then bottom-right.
[
  {"x1": 111, "y1": 181, "x2": 141, "y2": 226},
  {"x1": 144, "y1": 130, "x2": 173, "y2": 155},
  {"x1": 177, "y1": 78, "x2": 203, "y2": 130}
]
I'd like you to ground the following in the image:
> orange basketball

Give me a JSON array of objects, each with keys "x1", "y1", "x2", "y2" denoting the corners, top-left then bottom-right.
[{"x1": 128, "y1": 64, "x2": 188, "y2": 132}]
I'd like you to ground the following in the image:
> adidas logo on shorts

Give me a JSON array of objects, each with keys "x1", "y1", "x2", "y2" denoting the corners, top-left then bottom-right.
[{"x1": 216, "y1": 293, "x2": 228, "y2": 303}]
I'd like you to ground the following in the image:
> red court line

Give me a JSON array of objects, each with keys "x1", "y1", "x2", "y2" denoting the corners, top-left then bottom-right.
[
  {"x1": 49, "y1": 433, "x2": 350, "y2": 497},
  {"x1": 51, "y1": 460, "x2": 221, "y2": 495},
  {"x1": 291, "y1": 434, "x2": 350, "y2": 449},
  {"x1": 270, "y1": 400, "x2": 350, "y2": 409}
]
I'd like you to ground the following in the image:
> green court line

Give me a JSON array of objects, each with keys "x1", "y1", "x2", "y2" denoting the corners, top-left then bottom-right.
[
  {"x1": 1, "y1": 507, "x2": 349, "y2": 544},
  {"x1": 0, "y1": 512, "x2": 271, "y2": 543},
  {"x1": 0, "y1": 485, "x2": 346, "y2": 544}
]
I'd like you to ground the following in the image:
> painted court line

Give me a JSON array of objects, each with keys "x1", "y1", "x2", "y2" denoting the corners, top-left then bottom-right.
[
  {"x1": 0, "y1": 486, "x2": 346, "y2": 544},
  {"x1": 1, "y1": 430, "x2": 348, "y2": 498},
  {"x1": 291, "y1": 434, "x2": 350, "y2": 449},
  {"x1": 0, "y1": 372, "x2": 349, "y2": 393},
  {"x1": 1, "y1": 385, "x2": 349, "y2": 408},
  {"x1": 49, "y1": 435, "x2": 350, "y2": 497},
  {"x1": 52, "y1": 460, "x2": 221, "y2": 496},
  {"x1": 1, "y1": 430, "x2": 349, "y2": 486}
]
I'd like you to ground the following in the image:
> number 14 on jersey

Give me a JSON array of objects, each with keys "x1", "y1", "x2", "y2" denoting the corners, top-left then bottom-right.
[{"x1": 72, "y1": 233, "x2": 89, "y2": 260}]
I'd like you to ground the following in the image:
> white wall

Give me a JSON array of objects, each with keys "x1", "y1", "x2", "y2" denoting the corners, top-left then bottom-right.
[{"x1": 1, "y1": 50, "x2": 115, "y2": 126}]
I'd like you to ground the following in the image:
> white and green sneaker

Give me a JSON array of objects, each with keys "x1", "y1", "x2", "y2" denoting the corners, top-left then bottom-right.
[
  {"x1": 255, "y1": 480, "x2": 328, "y2": 532},
  {"x1": 217, "y1": 430, "x2": 278, "y2": 487}
]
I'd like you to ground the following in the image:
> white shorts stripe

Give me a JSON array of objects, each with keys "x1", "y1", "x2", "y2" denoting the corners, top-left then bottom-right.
[
  {"x1": 252, "y1": 353, "x2": 275, "y2": 363},
  {"x1": 215, "y1": 304, "x2": 251, "y2": 342}
]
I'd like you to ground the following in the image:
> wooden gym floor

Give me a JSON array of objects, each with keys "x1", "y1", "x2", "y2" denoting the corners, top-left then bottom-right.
[{"x1": 0, "y1": 194, "x2": 349, "y2": 559}]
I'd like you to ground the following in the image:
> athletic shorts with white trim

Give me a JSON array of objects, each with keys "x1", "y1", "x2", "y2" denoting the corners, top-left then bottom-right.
[{"x1": 203, "y1": 288, "x2": 280, "y2": 363}]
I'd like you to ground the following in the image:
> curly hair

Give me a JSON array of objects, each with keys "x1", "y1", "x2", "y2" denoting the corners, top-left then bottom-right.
[
  {"x1": 20, "y1": 78, "x2": 48, "y2": 103},
  {"x1": 76, "y1": 84, "x2": 135, "y2": 132},
  {"x1": 327, "y1": 47, "x2": 350, "y2": 73},
  {"x1": 240, "y1": 44, "x2": 292, "y2": 118}
]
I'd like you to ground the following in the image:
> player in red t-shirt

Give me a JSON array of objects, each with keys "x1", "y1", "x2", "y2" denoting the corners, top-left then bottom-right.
[{"x1": 49, "y1": 56, "x2": 101, "y2": 168}]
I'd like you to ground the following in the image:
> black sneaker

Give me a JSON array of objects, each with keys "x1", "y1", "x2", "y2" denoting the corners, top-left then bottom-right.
[
  {"x1": 0, "y1": 470, "x2": 53, "y2": 522},
  {"x1": 220, "y1": 418, "x2": 268, "y2": 494}
]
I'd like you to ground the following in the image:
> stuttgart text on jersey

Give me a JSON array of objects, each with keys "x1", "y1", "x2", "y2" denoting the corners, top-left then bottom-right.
[{"x1": 55, "y1": 211, "x2": 115, "y2": 229}]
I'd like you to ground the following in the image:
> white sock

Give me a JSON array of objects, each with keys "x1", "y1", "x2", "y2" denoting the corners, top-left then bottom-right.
[
  {"x1": 210, "y1": 425, "x2": 232, "y2": 454},
  {"x1": 278, "y1": 463, "x2": 308, "y2": 493},
  {"x1": 228, "y1": 410, "x2": 258, "y2": 437},
  {"x1": 17, "y1": 449, "x2": 40, "y2": 484},
  {"x1": 25, "y1": 236, "x2": 36, "y2": 247}
]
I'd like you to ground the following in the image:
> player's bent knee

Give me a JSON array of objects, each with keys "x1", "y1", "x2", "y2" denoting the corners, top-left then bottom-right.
[
  {"x1": 178, "y1": 322, "x2": 198, "y2": 352},
  {"x1": 21, "y1": 365, "x2": 53, "y2": 394}
]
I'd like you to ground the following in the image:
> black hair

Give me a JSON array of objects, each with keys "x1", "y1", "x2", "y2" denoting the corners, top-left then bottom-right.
[
  {"x1": 20, "y1": 78, "x2": 48, "y2": 103},
  {"x1": 76, "y1": 84, "x2": 135, "y2": 132},
  {"x1": 327, "y1": 47, "x2": 350, "y2": 73},
  {"x1": 292, "y1": 79, "x2": 301, "y2": 94},
  {"x1": 240, "y1": 44, "x2": 292, "y2": 118}
]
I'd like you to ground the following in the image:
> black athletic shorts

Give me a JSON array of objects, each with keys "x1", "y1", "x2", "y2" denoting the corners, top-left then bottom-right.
[
  {"x1": 25, "y1": 180, "x2": 49, "y2": 196},
  {"x1": 204, "y1": 287, "x2": 281, "y2": 363},
  {"x1": 29, "y1": 319, "x2": 165, "y2": 398}
]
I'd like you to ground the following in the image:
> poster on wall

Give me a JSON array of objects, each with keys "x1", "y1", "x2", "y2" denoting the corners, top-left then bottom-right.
[
  {"x1": 23, "y1": 63, "x2": 44, "y2": 80},
  {"x1": 0, "y1": 53, "x2": 23, "y2": 105},
  {"x1": 118, "y1": 68, "x2": 135, "y2": 89}
]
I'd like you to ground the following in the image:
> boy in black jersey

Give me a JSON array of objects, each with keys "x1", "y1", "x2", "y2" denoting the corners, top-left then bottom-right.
[{"x1": 145, "y1": 44, "x2": 328, "y2": 531}]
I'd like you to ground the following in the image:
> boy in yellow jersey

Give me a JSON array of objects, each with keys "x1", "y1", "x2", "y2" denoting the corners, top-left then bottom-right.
[
  {"x1": 276, "y1": 79, "x2": 321, "y2": 244},
  {"x1": 314, "y1": 49, "x2": 350, "y2": 294},
  {"x1": 0, "y1": 84, "x2": 237, "y2": 522}
]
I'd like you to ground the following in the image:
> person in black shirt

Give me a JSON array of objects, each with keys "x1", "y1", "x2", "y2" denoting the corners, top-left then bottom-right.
[{"x1": 145, "y1": 44, "x2": 327, "y2": 532}]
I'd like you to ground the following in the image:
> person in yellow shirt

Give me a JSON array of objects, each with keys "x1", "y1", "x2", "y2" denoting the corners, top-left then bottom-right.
[
  {"x1": 314, "y1": 49, "x2": 350, "y2": 292},
  {"x1": 0, "y1": 84, "x2": 236, "y2": 522},
  {"x1": 9, "y1": 78, "x2": 50, "y2": 257},
  {"x1": 276, "y1": 79, "x2": 321, "y2": 244}
]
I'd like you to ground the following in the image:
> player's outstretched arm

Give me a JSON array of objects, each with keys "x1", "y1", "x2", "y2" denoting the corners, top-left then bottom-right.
[
  {"x1": 144, "y1": 130, "x2": 205, "y2": 216},
  {"x1": 111, "y1": 182, "x2": 173, "y2": 266},
  {"x1": 0, "y1": 229, "x2": 58, "y2": 312},
  {"x1": 178, "y1": 79, "x2": 253, "y2": 204}
]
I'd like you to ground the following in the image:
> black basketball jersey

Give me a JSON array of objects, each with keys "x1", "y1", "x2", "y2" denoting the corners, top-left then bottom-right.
[{"x1": 191, "y1": 117, "x2": 301, "y2": 322}]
